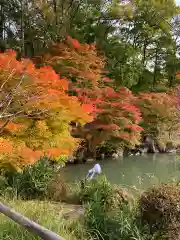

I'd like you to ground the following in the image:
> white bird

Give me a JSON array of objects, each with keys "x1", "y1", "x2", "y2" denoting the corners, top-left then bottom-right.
[{"x1": 86, "y1": 163, "x2": 102, "y2": 180}]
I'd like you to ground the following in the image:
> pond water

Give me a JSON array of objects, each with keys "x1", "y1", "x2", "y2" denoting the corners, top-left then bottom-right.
[{"x1": 60, "y1": 154, "x2": 180, "y2": 192}]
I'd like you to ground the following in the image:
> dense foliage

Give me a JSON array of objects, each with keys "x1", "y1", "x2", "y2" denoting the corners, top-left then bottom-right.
[
  {"x1": 136, "y1": 90, "x2": 179, "y2": 147},
  {"x1": 0, "y1": 50, "x2": 92, "y2": 171},
  {"x1": 0, "y1": 0, "x2": 179, "y2": 169},
  {"x1": 37, "y1": 39, "x2": 145, "y2": 150},
  {"x1": 34, "y1": 37, "x2": 179, "y2": 153},
  {"x1": 0, "y1": 1, "x2": 180, "y2": 239},
  {"x1": 1, "y1": 0, "x2": 180, "y2": 89}
]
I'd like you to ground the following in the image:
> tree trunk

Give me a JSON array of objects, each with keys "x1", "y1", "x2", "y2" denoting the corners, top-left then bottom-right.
[
  {"x1": 53, "y1": 0, "x2": 58, "y2": 26},
  {"x1": 0, "y1": 0, "x2": 5, "y2": 52},
  {"x1": 20, "y1": 0, "x2": 25, "y2": 56},
  {"x1": 0, "y1": 1, "x2": 4, "y2": 39},
  {"x1": 137, "y1": 38, "x2": 148, "y2": 86},
  {"x1": 153, "y1": 47, "x2": 158, "y2": 88}
]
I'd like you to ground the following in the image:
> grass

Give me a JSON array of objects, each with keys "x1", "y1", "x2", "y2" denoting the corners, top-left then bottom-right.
[
  {"x1": 0, "y1": 199, "x2": 90, "y2": 240},
  {"x1": 2, "y1": 174, "x2": 180, "y2": 240},
  {"x1": 0, "y1": 199, "x2": 156, "y2": 240}
]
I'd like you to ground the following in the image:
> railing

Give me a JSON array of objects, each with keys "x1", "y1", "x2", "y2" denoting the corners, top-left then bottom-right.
[{"x1": 0, "y1": 202, "x2": 65, "y2": 240}]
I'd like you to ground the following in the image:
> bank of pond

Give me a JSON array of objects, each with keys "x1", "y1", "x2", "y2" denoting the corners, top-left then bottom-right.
[
  {"x1": 1, "y1": 155, "x2": 180, "y2": 240},
  {"x1": 68, "y1": 135, "x2": 179, "y2": 165},
  {"x1": 1, "y1": 175, "x2": 180, "y2": 240}
]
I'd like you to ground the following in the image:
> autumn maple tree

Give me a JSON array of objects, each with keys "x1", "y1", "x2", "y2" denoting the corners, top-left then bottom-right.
[
  {"x1": 136, "y1": 90, "x2": 179, "y2": 147},
  {"x1": 33, "y1": 36, "x2": 179, "y2": 156},
  {"x1": 76, "y1": 86, "x2": 143, "y2": 152},
  {"x1": 34, "y1": 36, "x2": 105, "y2": 88},
  {"x1": 0, "y1": 36, "x2": 176, "y2": 168},
  {"x1": 35, "y1": 37, "x2": 144, "y2": 154},
  {"x1": 0, "y1": 49, "x2": 92, "y2": 171}
]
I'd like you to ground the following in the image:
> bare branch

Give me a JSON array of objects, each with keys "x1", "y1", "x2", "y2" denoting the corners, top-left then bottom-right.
[
  {"x1": 0, "y1": 69, "x2": 16, "y2": 90},
  {"x1": 0, "y1": 75, "x2": 24, "y2": 117}
]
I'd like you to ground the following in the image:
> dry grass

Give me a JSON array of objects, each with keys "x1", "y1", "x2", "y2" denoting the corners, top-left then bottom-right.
[{"x1": 140, "y1": 183, "x2": 180, "y2": 238}]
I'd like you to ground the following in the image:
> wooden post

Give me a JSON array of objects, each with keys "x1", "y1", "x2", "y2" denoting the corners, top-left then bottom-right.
[{"x1": 0, "y1": 202, "x2": 65, "y2": 240}]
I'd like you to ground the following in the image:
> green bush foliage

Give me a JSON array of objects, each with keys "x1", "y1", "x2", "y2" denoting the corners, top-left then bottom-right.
[
  {"x1": 79, "y1": 175, "x2": 132, "y2": 209},
  {"x1": 81, "y1": 176, "x2": 146, "y2": 240},
  {"x1": 9, "y1": 156, "x2": 55, "y2": 200}
]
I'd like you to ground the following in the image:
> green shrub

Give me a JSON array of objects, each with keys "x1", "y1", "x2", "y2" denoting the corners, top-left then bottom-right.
[
  {"x1": 0, "y1": 175, "x2": 8, "y2": 191},
  {"x1": 48, "y1": 174, "x2": 68, "y2": 201},
  {"x1": 48, "y1": 174, "x2": 81, "y2": 204},
  {"x1": 65, "y1": 182, "x2": 82, "y2": 204},
  {"x1": 79, "y1": 175, "x2": 133, "y2": 210},
  {"x1": 80, "y1": 175, "x2": 144, "y2": 240},
  {"x1": 139, "y1": 183, "x2": 180, "y2": 238},
  {"x1": 79, "y1": 175, "x2": 113, "y2": 207},
  {"x1": 1, "y1": 156, "x2": 79, "y2": 203},
  {"x1": 10, "y1": 156, "x2": 55, "y2": 199},
  {"x1": 0, "y1": 176, "x2": 17, "y2": 199},
  {"x1": 84, "y1": 198, "x2": 148, "y2": 240}
]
